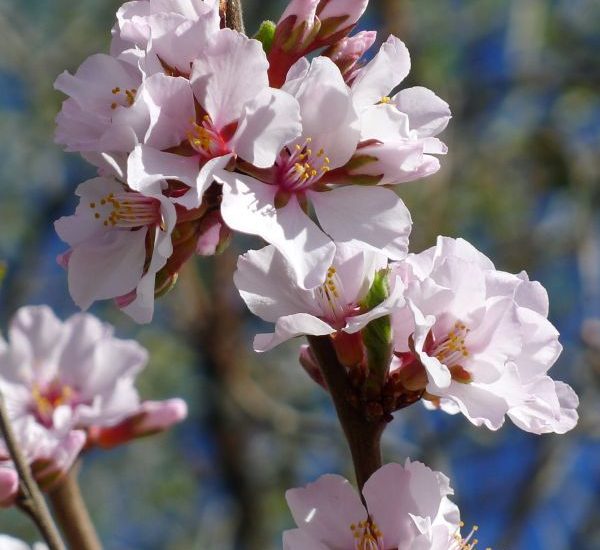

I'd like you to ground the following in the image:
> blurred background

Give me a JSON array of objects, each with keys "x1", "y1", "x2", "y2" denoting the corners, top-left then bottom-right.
[{"x1": 0, "y1": 0, "x2": 599, "y2": 548}]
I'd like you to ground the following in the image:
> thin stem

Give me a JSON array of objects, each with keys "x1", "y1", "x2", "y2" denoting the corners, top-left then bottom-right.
[
  {"x1": 0, "y1": 392, "x2": 65, "y2": 550},
  {"x1": 48, "y1": 463, "x2": 102, "y2": 550},
  {"x1": 307, "y1": 336, "x2": 385, "y2": 492},
  {"x1": 225, "y1": 0, "x2": 245, "y2": 33}
]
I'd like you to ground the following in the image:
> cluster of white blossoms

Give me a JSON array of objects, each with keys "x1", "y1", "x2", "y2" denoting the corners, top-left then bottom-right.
[
  {"x1": 38, "y1": 0, "x2": 579, "y2": 548},
  {"x1": 0, "y1": 306, "x2": 186, "y2": 507},
  {"x1": 54, "y1": 0, "x2": 449, "y2": 322}
]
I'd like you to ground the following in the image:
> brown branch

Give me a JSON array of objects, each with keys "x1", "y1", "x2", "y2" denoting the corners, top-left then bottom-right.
[
  {"x1": 225, "y1": 0, "x2": 245, "y2": 33},
  {"x1": 0, "y1": 392, "x2": 65, "y2": 550},
  {"x1": 307, "y1": 336, "x2": 385, "y2": 492},
  {"x1": 48, "y1": 463, "x2": 102, "y2": 550}
]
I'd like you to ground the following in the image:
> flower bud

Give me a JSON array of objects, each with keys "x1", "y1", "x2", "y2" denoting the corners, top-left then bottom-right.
[
  {"x1": 88, "y1": 399, "x2": 188, "y2": 449},
  {"x1": 323, "y1": 30, "x2": 377, "y2": 81},
  {"x1": 196, "y1": 211, "x2": 232, "y2": 256},
  {"x1": 0, "y1": 467, "x2": 18, "y2": 508}
]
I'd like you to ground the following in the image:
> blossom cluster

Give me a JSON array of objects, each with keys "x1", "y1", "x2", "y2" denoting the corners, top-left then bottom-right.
[
  {"x1": 0, "y1": 306, "x2": 186, "y2": 506},
  {"x1": 54, "y1": 0, "x2": 449, "y2": 322},
  {"x1": 46, "y1": 0, "x2": 580, "y2": 548},
  {"x1": 237, "y1": 236, "x2": 578, "y2": 435}
]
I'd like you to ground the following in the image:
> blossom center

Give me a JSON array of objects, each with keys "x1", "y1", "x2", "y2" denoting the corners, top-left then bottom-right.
[
  {"x1": 430, "y1": 321, "x2": 473, "y2": 383},
  {"x1": 275, "y1": 137, "x2": 331, "y2": 192},
  {"x1": 450, "y1": 522, "x2": 488, "y2": 550},
  {"x1": 188, "y1": 115, "x2": 229, "y2": 159},
  {"x1": 89, "y1": 191, "x2": 162, "y2": 229},
  {"x1": 314, "y1": 266, "x2": 356, "y2": 326},
  {"x1": 350, "y1": 518, "x2": 384, "y2": 550},
  {"x1": 31, "y1": 381, "x2": 78, "y2": 428},
  {"x1": 110, "y1": 86, "x2": 137, "y2": 110}
]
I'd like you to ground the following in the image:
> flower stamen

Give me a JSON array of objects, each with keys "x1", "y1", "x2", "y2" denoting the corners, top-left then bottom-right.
[{"x1": 89, "y1": 191, "x2": 161, "y2": 229}]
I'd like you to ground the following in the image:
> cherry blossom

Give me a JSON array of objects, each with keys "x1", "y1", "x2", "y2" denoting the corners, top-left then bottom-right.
[
  {"x1": 346, "y1": 35, "x2": 451, "y2": 185},
  {"x1": 111, "y1": 0, "x2": 220, "y2": 75},
  {"x1": 0, "y1": 305, "x2": 187, "y2": 496},
  {"x1": 390, "y1": 236, "x2": 579, "y2": 433},
  {"x1": 55, "y1": 176, "x2": 177, "y2": 323},
  {"x1": 219, "y1": 56, "x2": 412, "y2": 288},
  {"x1": 128, "y1": 27, "x2": 302, "y2": 210},
  {"x1": 234, "y1": 242, "x2": 401, "y2": 352},
  {"x1": 283, "y1": 460, "x2": 475, "y2": 550},
  {"x1": 54, "y1": 54, "x2": 145, "y2": 153}
]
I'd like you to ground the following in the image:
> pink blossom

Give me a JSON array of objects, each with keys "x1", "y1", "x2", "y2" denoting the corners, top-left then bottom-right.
[
  {"x1": 112, "y1": 0, "x2": 221, "y2": 75},
  {"x1": 284, "y1": 460, "x2": 471, "y2": 550},
  {"x1": 234, "y1": 242, "x2": 402, "y2": 351},
  {"x1": 391, "y1": 236, "x2": 579, "y2": 433},
  {"x1": 218, "y1": 56, "x2": 412, "y2": 288},
  {"x1": 348, "y1": 36, "x2": 451, "y2": 185},
  {"x1": 54, "y1": 54, "x2": 145, "y2": 153},
  {"x1": 128, "y1": 28, "x2": 302, "y2": 210},
  {"x1": 0, "y1": 306, "x2": 187, "y2": 500},
  {"x1": 54, "y1": 176, "x2": 177, "y2": 323}
]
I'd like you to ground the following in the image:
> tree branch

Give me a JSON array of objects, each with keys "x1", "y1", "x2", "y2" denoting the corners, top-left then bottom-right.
[
  {"x1": 0, "y1": 391, "x2": 65, "y2": 550},
  {"x1": 307, "y1": 336, "x2": 385, "y2": 492},
  {"x1": 48, "y1": 463, "x2": 102, "y2": 550},
  {"x1": 225, "y1": 0, "x2": 245, "y2": 33}
]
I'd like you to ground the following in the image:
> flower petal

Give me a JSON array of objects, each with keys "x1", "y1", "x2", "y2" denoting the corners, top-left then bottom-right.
[
  {"x1": 218, "y1": 172, "x2": 335, "y2": 289},
  {"x1": 310, "y1": 186, "x2": 412, "y2": 260}
]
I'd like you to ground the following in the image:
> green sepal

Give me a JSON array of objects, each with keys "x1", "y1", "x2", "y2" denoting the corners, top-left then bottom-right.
[
  {"x1": 360, "y1": 269, "x2": 393, "y2": 394},
  {"x1": 254, "y1": 20, "x2": 276, "y2": 54}
]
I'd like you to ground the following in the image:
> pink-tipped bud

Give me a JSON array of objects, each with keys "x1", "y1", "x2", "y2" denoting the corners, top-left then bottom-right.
[
  {"x1": 88, "y1": 398, "x2": 188, "y2": 449},
  {"x1": 196, "y1": 211, "x2": 232, "y2": 256},
  {"x1": 136, "y1": 399, "x2": 188, "y2": 433},
  {"x1": 317, "y1": 0, "x2": 369, "y2": 28},
  {"x1": 324, "y1": 30, "x2": 377, "y2": 81},
  {"x1": 299, "y1": 345, "x2": 327, "y2": 389},
  {"x1": 269, "y1": 0, "x2": 369, "y2": 87},
  {"x1": 0, "y1": 467, "x2": 18, "y2": 508}
]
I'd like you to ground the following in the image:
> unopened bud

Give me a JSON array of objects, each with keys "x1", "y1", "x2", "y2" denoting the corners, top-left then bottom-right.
[
  {"x1": 324, "y1": 30, "x2": 377, "y2": 81},
  {"x1": 196, "y1": 211, "x2": 232, "y2": 256},
  {"x1": 88, "y1": 399, "x2": 188, "y2": 449},
  {"x1": 0, "y1": 467, "x2": 18, "y2": 508}
]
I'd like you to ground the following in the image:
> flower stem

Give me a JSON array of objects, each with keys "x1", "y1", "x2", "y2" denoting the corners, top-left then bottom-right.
[
  {"x1": 48, "y1": 463, "x2": 102, "y2": 550},
  {"x1": 307, "y1": 336, "x2": 385, "y2": 492},
  {"x1": 225, "y1": 0, "x2": 245, "y2": 33},
  {"x1": 0, "y1": 391, "x2": 65, "y2": 550}
]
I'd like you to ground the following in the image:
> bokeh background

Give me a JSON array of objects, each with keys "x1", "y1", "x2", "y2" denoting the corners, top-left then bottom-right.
[{"x1": 0, "y1": 0, "x2": 599, "y2": 548}]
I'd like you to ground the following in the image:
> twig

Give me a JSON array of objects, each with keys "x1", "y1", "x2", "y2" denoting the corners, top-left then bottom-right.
[
  {"x1": 307, "y1": 336, "x2": 385, "y2": 492},
  {"x1": 225, "y1": 0, "x2": 245, "y2": 34},
  {"x1": 48, "y1": 463, "x2": 102, "y2": 550},
  {"x1": 0, "y1": 392, "x2": 65, "y2": 550}
]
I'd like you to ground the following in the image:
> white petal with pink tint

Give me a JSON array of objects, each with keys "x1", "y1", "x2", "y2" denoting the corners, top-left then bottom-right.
[{"x1": 310, "y1": 185, "x2": 412, "y2": 260}]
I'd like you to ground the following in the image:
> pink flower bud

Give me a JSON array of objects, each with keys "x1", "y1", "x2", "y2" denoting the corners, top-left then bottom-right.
[
  {"x1": 88, "y1": 399, "x2": 188, "y2": 449},
  {"x1": 0, "y1": 467, "x2": 18, "y2": 508},
  {"x1": 324, "y1": 30, "x2": 377, "y2": 80},
  {"x1": 136, "y1": 399, "x2": 188, "y2": 434},
  {"x1": 196, "y1": 211, "x2": 232, "y2": 257},
  {"x1": 317, "y1": 0, "x2": 369, "y2": 25}
]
